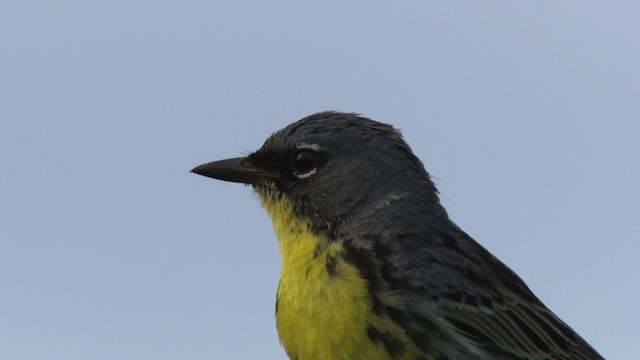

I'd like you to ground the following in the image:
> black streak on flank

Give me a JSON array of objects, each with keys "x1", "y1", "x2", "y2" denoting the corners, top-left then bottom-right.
[
  {"x1": 343, "y1": 243, "x2": 387, "y2": 315},
  {"x1": 325, "y1": 253, "x2": 339, "y2": 277},
  {"x1": 367, "y1": 325, "x2": 405, "y2": 358},
  {"x1": 275, "y1": 285, "x2": 280, "y2": 315},
  {"x1": 344, "y1": 243, "x2": 385, "y2": 291}
]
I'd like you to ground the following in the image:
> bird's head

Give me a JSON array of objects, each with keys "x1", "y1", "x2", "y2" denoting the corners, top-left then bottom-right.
[{"x1": 192, "y1": 111, "x2": 446, "y2": 238}]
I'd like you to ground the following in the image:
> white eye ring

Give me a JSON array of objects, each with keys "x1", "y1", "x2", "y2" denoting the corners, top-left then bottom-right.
[
  {"x1": 295, "y1": 167, "x2": 317, "y2": 179},
  {"x1": 291, "y1": 146, "x2": 322, "y2": 179}
]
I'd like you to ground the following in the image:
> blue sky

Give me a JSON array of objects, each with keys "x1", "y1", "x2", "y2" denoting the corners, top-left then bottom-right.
[{"x1": 1, "y1": 1, "x2": 638, "y2": 359}]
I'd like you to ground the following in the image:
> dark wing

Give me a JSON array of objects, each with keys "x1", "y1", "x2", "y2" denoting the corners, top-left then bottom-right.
[{"x1": 368, "y1": 227, "x2": 604, "y2": 360}]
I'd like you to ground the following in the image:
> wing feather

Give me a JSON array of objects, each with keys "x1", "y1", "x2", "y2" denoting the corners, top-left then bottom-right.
[{"x1": 374, "y1": 227, "x2": 604, "y2": 359}]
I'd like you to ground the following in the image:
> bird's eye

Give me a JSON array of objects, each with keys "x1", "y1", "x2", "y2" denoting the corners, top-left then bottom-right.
[{"x1": 291, "y1": 149, "x2": 320, "y2": 178}]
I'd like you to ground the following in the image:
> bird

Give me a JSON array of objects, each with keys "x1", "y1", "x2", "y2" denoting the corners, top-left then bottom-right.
[{"x1": 191, "y1": 111, "x2": 604, "y2": 360}]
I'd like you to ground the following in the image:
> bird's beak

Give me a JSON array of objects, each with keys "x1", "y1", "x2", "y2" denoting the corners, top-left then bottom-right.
[{"x1": 191, "y1": 157, "x2": 280, "y2": 184}]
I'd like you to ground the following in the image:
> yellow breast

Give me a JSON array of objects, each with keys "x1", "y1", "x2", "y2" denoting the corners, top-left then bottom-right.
[{"x1": 257, "y1": 192, "x2": 420, "y2": 360}]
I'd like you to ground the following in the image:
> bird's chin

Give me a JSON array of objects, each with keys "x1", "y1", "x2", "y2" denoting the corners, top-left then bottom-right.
[{"x1": 252, "y1": 182, "x2": 279, "y2": 196}]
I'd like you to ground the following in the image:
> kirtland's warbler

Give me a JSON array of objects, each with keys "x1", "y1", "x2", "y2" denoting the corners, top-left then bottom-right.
[{"x1": 192, "y1": 112, "x2": 603, "y2": 360}]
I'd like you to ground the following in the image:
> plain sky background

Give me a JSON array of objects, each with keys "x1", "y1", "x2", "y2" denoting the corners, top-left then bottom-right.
[{"x1": 1, "y1": 1, "x2": 638, "y2": 359}]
